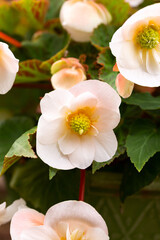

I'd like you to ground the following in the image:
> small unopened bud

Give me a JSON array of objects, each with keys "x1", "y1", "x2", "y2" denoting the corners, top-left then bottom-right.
[
  {"x1": 60, "y1": 0, "x2": 112, "y2": 42},
  {"x1": 51, "y1": 58, "x2": 86, "y2": 90}
]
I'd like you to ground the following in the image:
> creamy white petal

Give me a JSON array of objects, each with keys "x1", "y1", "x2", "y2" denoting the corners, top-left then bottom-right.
[
  {"x1": 60, "y1": 1, "x2": 104, "y2": 33},
  {"x1": 58, "y1": 130, "x2": 80, "y2": 155},
  {"x1": 37, "y1": 116, "x2": 66, "y2": 145},
  {"x1": 40, "y1": 90, "x2": 74, "y2": 120},
  {"x1": 0, "y1": 199, "x2": 26, "y2": 226},
  {"x1": 45, "y1": 201, "x2": 108, "y2": 234},
  {"x1": 68, "y1": 135, "x2": 95, "y2": 169},
  {"x1": 69, "y1": 80, "x2": 121, "y2": 113},
  {"x1": 146, "y1": 49, "x2": 160, "y2": 75},
  {"x1": 36, "y1": 141, "x2": 74, "y2": 170},
  {"x1": 70, "y1": 91, "x2": 97, "y2": 111},
  {"x1": 21, "y1": 226, "x2": 59, "y2": 240},
  {"x1": 86, "y1": 227, "x2": 109, "y2": 240},
  {"x1": 118, "y1": 63, "x2": 160, "y2": 87},
  {"x1": 94, "y1": 131, "x2": 118, "y2": 162},
  {"x1": 93, "y1": 107, "x2": 120, "y2": 132}
]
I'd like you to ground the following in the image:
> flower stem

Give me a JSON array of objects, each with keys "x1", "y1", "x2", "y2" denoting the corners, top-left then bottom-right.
[
  {"x1": 0, "y1": 32, "x2": 21, "y2": 48},
  {"x1": 79, "y1": 169, "x2": 86, "y2": 201}
]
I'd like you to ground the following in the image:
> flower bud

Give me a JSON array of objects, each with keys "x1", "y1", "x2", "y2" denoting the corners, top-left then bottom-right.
[
  {"x1": 51, "y1": 58, "x2": 86, "y2": 89},
  {"x1": 60, "y1": 0, "x2": 112, "y2": 42}
]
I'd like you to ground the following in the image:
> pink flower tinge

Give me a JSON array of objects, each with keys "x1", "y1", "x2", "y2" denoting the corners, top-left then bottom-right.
[
  {"x1": 60, "y1": 0, "x2": 112, "y2": 42},
  {"x1": 110, "y1": 3, "x2": 160, "y2": 89},
  {"x1": 51, "y1": 58, "x2": 86, "y2": 90},
  {"x1": 0, "y1": 42, "x2": 19, "y2": 94},
  {"x1": 10, "y1": 201, "x2": 109, "y2": 240},
  {"x1": 36, "y1": 80, "x2": 121, "y2": 170}
]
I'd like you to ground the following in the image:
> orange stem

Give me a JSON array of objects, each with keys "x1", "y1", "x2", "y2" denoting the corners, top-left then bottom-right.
[{"x1": 0, "y1": 32, "x2": 21, "y2": 48}]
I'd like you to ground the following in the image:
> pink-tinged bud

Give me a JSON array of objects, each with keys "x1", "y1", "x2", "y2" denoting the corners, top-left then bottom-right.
[
  {"x1": 50, "y1": 58, "x2": 86, "y2": 89},
  {"x1": 60, "y1": 0, "x2": 112, "y2": 42},
  {"x1": 116, "y1": 73, "x2": 134, "y2": 98}
]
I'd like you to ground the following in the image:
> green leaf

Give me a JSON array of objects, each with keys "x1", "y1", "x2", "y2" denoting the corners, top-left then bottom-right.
[
  {"x1": 1, "y1": 127, "x2": 37, "y2": 175},
  {"x1": 0, "y1": 2, "x2": 19, "y2": 34},
  {"x1": 0, "y1": 87, "x2": 47, "y2": 116},
  {"x1": 10, "y1": 158, "x2": 80, "y2": 213},
  {"x1": 0, "y1": 117, "x2": 35, "y2": 173},
  {"x1": 123, "y1": 92, "x2": 160, "y2": 110},
  {"x1": 126, "y1": 119, "x2": 160, "y2": 172},
  {"x1": 12, "y1": 0, "x2": 49, "y2": 29},
  {"x1": 91, "y1": 24, "x2": 116, "y2": 50},
  {"x1": 97, "y1": 49, "x2": 117, "y2": 90},
  {"x1": 15, "y1": 59, "x2": 51, "y2": 83},
  {"x1": 45, "y1": 0, "x2": 64, "y2": 20},
  {"x1": 21, "y1": 31, "x2": 70, "y2": 62},
  {"x1": 49, "y1": 167, "x2": 58, "y2": 180},
  {"x1": 68, "y1": 42, "x2": 99, "y2": 79},
  {"x1": 120, "y1": 153, "x2": 160, "y2": 202},
  {"x1": 97, "y1": 0, "x2": 130, "y2": 25},
  {"x1": 40, "y1": 33, "x2": 70, "y2": 71}
]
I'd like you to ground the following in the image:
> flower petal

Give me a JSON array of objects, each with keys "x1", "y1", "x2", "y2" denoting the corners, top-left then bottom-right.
[
  {"x1": 36, "y1": 141, "x2": 74, "y2": 170},
  {"x1": 94, "y1": 131, "x2": 118, "y2": 162},
  {"x1": 70, "y1": 91, "x2": 97, "y2": 111},
  {"x1": 58, "y1": 130, "x2": 80, "y2": 155},
  {"x1": 21, "y1": 226, "x2": 59, "y2": 240},
  {"x1": 86, "y1": 227, "x2": 109, "y2": 240},
  {"x1": 93, "y1": 107, "x2": 120, "y2": 132},
  {"x1": 40, "y1": 90, "x2": 74, "y2": 120},
  {"x1": 116, "y1": 73, "x2": 134, "y2": 98},
  {"x1": 0, "y1": 199, "x2": 26, "y2": 226},
  {"x1": 68, "y1": 135, "x2": 95, "y2": 169},
  {"x1": 10, "y1": 208, "x2": 44, "y2": 240},
  {"x1": 146, "y1": 49, "x2": 160, "y2": 75},
  {"x1": 69, "y1": 80, "x2": 121, "y2": 113},
  {"x1": 44, "y1": 200, "x2": 108, "y2": 234},
  {"x1": 37, "y1": 116, "x2": 66, "y2": 145}
]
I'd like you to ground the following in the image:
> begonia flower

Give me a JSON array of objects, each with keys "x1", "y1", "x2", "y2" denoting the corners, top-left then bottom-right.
[
  {"x1": 0, "y1": 42, "x2": 19, "y2": 94},
  {"x1": 10, "y1": 200, "x2": 109, "y2": 240},
  {"x1": 36, "y1": 80, "x2": 121, "y2": 170},
  {"x1": 110, "y1": 3, "x2": 160, "y2": 88},
  {"x1": 51, "y1": 58, "x2": 86, "y2": 90},
  {"x1": 125, "y1": 0, "x2": 144, "y2": 7},
  {"x1": 60, "y1": 0, "x2": 112, "y2": 42},
  {"x1": 0, "y1": 199, "x2": 26, "y2": 226}
]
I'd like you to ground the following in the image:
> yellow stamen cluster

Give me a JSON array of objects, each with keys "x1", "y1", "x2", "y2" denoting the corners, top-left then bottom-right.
[
  {"x1": 69, "y1": 112, "x2": 91, "y2": 135},
  {"x1": 136, "y1": 26, "x2": 160, "y2": 49}
]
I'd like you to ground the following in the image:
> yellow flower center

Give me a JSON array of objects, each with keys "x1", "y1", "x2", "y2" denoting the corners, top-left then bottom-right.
[
  {"x1": 68, "y1": 112, "x2": 91, "y2": 135},
  {"x1": 136, "y1": 26, "x2": 160, "y2": 49}
]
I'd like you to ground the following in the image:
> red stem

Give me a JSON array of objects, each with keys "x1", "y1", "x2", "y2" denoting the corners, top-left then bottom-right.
[
  {"x1": 79, "y1": 169, "x2": 86, "y2": 201},
  {"x1": 14, "y1": 83, "x2": 53, "y2": 90},
  {"x1": 0, "y1": 32, "x2": 21, "y2": 48}
]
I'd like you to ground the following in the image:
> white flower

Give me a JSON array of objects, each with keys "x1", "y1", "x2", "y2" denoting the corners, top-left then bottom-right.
[
  {"x1": 60, "y1": 0, "x2": 112, "y2": 42},
  {"x1": 125, "y1": 0, "x2": 144, "y2": 7},
  {"x1": 10, "y1": 200, "x2": 109, "y2": 240},
  {"x1": 0, "y1": 42, "x2": 19, "y2": 94},
  {"x1": 110, "y1": 3, "x2": 160, "y2": 88},
  {"x1": 36, "y1": 80, "x2": 121, "y2": 170},
  {"x1": 51, "y1": 58, "x2": 86, "y2": 90},
  {"x1": 0, "y1": 199, "x2": 26, "y2": 226}
]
